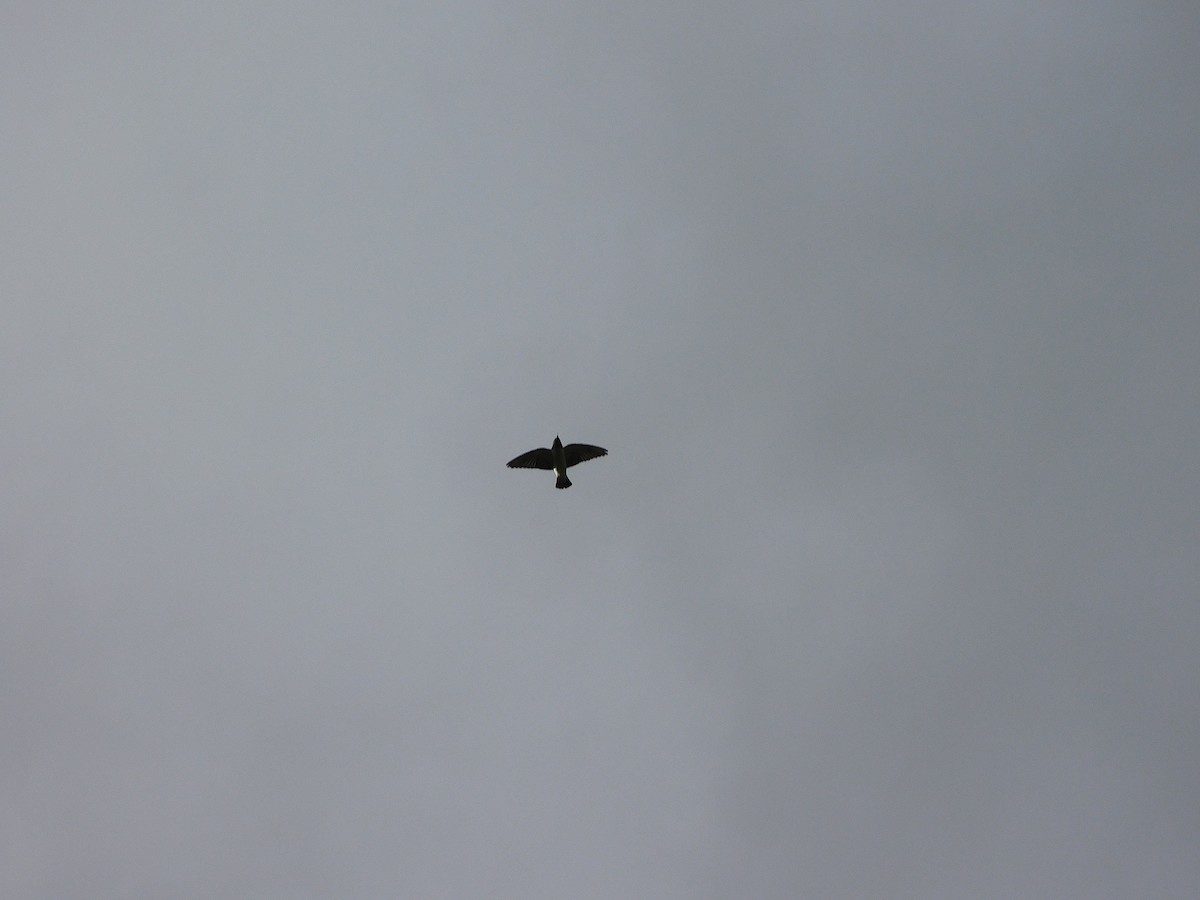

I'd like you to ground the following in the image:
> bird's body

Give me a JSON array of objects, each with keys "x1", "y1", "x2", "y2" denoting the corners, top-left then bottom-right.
[
  {"x1": 507, "y1": 435, "x2": 607, "y2": 489},
  {"x1": 550, "y1": 436, "x2": 570, "y2": 488}
]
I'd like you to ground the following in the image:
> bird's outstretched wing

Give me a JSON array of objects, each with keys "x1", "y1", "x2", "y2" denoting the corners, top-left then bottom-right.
[
  {"x1": 507, "y1": 448, "x2": 554, "y2": 469},
  {"x1": 563, "y1": 443, "x2": 608, "y2": 468}
]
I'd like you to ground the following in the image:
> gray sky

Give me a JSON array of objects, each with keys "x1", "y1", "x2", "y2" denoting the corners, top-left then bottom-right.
[{"x1": 3, "y1": 3, "x2": 1198, "y2": 897}]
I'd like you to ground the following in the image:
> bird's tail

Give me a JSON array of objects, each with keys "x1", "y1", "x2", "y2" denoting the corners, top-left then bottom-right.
[{"x1": 556, "y1": 472, "x2": 572, "y2": 489}]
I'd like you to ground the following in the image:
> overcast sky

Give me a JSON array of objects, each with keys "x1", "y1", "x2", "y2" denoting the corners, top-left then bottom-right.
[{"x1": 3, "y1": 3, "x2": 1198, "y2": 897}]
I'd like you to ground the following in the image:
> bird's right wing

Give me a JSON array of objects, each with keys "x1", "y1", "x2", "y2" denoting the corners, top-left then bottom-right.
[{"x1": 507, "y1": 448, "x2": 554, "y2": 469}]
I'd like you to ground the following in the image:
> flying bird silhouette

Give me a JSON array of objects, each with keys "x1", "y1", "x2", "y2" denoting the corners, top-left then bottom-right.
[{"x1": 507, "y1": 435, "x2": 608, "y2": 489}]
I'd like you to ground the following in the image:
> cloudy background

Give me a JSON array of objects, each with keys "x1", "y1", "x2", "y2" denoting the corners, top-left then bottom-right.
[{"x1": 3, "y1": 2, "x2": 1198, "y2": 897}]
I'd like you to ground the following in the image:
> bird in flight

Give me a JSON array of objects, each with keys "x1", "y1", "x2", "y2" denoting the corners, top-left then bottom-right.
[{"x1": 507, "y1": 435, "x2": 608, "y2": 489}]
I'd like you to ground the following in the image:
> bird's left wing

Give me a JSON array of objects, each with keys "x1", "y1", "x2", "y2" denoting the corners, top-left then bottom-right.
[
  {"x1": 563, "y1": 443, "x2": 608, "y2": 468},
  {"x1": 507, "y1": 448, "x2": 554, "y2": 469}
]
